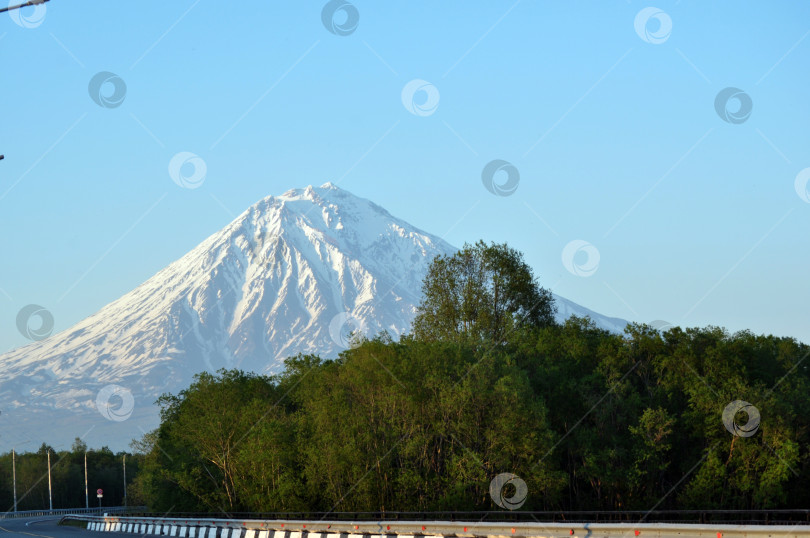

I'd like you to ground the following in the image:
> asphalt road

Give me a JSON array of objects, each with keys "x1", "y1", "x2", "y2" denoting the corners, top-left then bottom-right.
[{"x1": 0, "y1": 517, "x2": 96, "y2": 538}]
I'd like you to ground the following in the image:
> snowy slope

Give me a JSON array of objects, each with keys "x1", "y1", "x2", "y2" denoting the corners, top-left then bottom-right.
[
  {"x1": 0, "y1": 183, "x2": 627, "y2": 451},
  {"x1": 553, "y1": 294, "x2": 630, "y2": 333}
]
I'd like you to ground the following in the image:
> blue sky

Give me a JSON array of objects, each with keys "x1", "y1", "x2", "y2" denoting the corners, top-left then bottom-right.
[{"x1": 1, "y1": 1, "x2": 809, "y2": 351}]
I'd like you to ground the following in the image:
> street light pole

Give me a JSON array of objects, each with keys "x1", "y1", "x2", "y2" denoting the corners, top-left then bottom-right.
[
  {"x1": 12, "y1": 449, "x2": 17, "y2": 512},
  {"x1": 0, "y1": 0, "x2": 50, "y2": 15},
  {"x1": 47, "y1": 449, "x2": 53, "y2": 511},
  {"x1": 10, "y1": 441, "x2": 30, "y2": 512},
  {"x1": 122, "y1": 454, "x2": 127, "y2": 506},
  {"x1": 84, "y1": 451, "x2": 89, "y2": 509}
]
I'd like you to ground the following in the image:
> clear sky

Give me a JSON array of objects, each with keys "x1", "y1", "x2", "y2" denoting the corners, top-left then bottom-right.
[{"x1": 1, "y1": 1, "x2": 808, "y2": 352}]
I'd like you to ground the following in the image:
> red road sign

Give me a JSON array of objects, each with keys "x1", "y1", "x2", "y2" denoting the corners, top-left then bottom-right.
[{"x1": 97, "y1": 488, "x2": 103, "y2": 495}]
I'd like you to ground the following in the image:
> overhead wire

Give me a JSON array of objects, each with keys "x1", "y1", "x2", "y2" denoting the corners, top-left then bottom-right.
[{"x1": 0, "y1": 0, "x2": 50, "y2": 15}]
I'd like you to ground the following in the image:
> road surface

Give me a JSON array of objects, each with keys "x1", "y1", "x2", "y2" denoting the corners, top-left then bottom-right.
[{"x1": 0, "y1": 517, "x2": 99, "y2": 538}]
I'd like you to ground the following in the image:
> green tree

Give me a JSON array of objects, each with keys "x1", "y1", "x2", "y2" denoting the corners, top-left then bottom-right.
[
  {"x1": 147, "y1": 367, "x2": 306, "y2": 512},
  {"x1": 71, "y1": 437, "x2": 88, "y2": 453},
  {"x1": 413, "y1": 241, "x2": 556, "y2": 344}
]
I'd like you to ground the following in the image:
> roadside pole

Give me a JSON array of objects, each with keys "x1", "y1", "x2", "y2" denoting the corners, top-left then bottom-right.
[
  {"x1": 122, "y1": 454, "x2": 127, "y2": 506},
  {"x1": 0, "y1": 1, "x2": 50, "y2": 15},
  {"x1": 47, "y1": 449, "x2": 53, "y2": 511},
  {"x1": 85, "y1": 452, "x2": 89, "y2": 509},
  {"x1": 12, "y1": 449, "x2": 17, "y2": 512}
]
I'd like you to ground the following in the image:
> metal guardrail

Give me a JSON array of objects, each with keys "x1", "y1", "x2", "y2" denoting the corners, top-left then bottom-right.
[
  {"x1": 74, "y1": 510, "x2": 810, "y2": 525},
  {"x1": 1, "y1": 506, "x2": 142, "y2": 521},
  {"x1": 62, "y1": 513, "x2": 810, "y2": 538}
]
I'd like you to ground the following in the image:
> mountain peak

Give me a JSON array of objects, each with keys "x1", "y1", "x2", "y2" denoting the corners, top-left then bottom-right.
[
  {"x1": 0, "y1": 183, "x2": 460, "y2": 450},
  {"x1": 0, "y1": 183, "x2": 627, "y2": 452},
  {"x1": 279, "y1": 182, "x2": 338, "y2": 195}
]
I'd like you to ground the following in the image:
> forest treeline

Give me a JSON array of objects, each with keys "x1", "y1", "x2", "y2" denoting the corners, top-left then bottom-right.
[
  {"x1": 124, "y1": 242, "x2": 809, "y2": 512},
  {"x1": 0, "y1": 439, "x2": 141, "y2": 511}
]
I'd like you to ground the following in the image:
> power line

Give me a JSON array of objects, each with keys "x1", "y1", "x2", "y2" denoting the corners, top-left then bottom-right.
[{"x1": 0, "y1": 0, "x2": 50, "y2": 15}]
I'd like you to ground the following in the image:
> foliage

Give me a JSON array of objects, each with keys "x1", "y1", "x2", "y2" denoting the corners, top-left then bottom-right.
[
  {"x1": 136, "y1": 324, "x2": 810, "y2": 512},
  {"x1": 412, "y1": 241, "x2": 556, "y2": 344}
]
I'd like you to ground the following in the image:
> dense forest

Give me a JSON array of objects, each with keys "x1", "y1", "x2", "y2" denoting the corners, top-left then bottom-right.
[
  {"x1": 129, "y1": 242, "x2": 810, "y2": 513},
  {"x1": 0, "y1": 439, "x2": 141, "y2": 511}
]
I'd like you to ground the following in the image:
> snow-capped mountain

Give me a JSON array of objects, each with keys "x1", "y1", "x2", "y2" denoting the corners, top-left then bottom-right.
[{"x1": 0, "y1": 183, "x2": 627, "y2": 452}]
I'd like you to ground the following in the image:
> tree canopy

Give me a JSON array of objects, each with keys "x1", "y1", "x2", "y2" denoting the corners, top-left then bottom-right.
[
  {"x1": 132, "y1": 322, "x2": 810, "y2": 513},
  {"x1": 412, "y1": 241, "x2": 556, "y2": 344}
]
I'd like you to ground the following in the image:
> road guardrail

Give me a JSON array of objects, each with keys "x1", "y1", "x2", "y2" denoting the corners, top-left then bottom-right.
[
  {"x1": 1, "y1": 506, "x2": 139, "y2": 521},
  {"x1": 61, "y1": 514, "x2": 810, "y2": 538}
]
